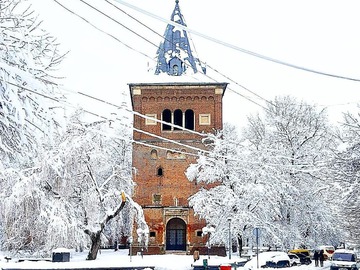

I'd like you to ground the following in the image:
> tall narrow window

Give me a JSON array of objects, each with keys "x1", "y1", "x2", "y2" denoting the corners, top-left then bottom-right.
[
  {"x1": 173, "y1": 109, "x2": 183, "y2": 130},
  {"x1": 173, "y1": 65, "x2": 179, "y2": 75},
  {"x1": 157, "y1": 167, "x2": 163, "y2": 176},
  {"x1": 185, "y1": 109, "x2": 194, "y2": 130},
  {"x1": 162, "y1": 109, "x2": 171, "y2": 130}
]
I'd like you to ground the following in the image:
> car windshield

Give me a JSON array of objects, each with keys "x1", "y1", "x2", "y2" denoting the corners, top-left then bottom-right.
[{"x1": 333, "y1": 253, "x2": 355, "y2": 262}]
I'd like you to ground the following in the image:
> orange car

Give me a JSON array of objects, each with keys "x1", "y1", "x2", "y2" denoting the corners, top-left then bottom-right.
[{"x1": 317, "y1": 245, "x2": 335, "y2": 260}]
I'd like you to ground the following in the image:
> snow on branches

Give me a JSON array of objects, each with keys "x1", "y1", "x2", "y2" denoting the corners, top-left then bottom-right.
[
  {"x1": 187, "y1": 96, "x2": 343, "y2": 250},
  {"x1": 0, "y1": 0, "x2": 66, "y2": 167}
]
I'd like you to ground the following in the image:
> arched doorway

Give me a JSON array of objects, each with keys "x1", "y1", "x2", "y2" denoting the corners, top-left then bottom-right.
[{"x1": 166, "y1": 218, "x2": 186, "y2": 251}]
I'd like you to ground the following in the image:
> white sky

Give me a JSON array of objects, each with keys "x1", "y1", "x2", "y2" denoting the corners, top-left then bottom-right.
[{"x1": 28, "y1": 0, "x2": 360, "y2": 130}]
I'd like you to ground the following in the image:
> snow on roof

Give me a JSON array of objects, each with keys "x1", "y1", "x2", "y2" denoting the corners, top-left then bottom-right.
[
  {"x1": 52, "y1": 248, "x2": 71, "y2": 253},
  {"x1": 244, "y1": 251, "x2": 290, "y2": 269}
]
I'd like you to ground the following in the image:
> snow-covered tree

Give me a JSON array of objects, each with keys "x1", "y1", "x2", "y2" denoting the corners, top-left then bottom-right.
[
  {"x1": 0, "y1": 1, "x2": 147, "y2": 259},
  {"x1": 0, "y1": 0, "x2": 67, "y2": 256},
  {"x1": 1, "y1": 111, "x2": 148, "y2": 259},
  {"x1": 187, "y1": 96, "x2": 343, "y2": 252},
  {"x1": 331, "y1": 109, "x2": 360, "y2": 243},
  {"x1": 0, "y1": 0, "x2": 65, "y2": 168}
]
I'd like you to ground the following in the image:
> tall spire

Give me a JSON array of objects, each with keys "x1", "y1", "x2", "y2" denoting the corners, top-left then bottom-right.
[{"x1": 155, "y1": 0, "x2": 206, "y2": 76}]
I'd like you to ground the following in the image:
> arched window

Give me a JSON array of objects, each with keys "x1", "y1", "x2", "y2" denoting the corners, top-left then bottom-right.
[
  {"x1": 162, "y1": 109, "x2": 171, "y2": 130},
  {"x1": 173, "y1": 109, "x2": 183, "y2": 130},
  {"x1": 185, "y1": 109, "x2": 194, "y2": 130}
]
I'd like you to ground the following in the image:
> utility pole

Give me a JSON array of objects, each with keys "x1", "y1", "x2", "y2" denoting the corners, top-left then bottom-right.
[
  {"x1": 253, "y1": 228, "x2": 261, "y2": 269},
  {"x1": 228, "y1": 218, "x2": 232, "y2": 260}
]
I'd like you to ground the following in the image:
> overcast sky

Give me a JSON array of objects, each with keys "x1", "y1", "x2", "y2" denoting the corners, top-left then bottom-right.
[{"x1": 29, "y1": 0, "x2": 360, "y2": 130}]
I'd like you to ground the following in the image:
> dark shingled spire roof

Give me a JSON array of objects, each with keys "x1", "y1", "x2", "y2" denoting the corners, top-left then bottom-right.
[{"x1": 155, "y1": 0, "x2": 206, "y2": 76}]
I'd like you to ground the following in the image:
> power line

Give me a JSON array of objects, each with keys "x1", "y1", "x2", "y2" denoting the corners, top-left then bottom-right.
[
  {"x1": 45, "y1": 0, "x2": 360, "y2": 115},
  {"x1": 52, "y1": 0, "x2": 155, "y2": 61},
  {"x1": 3, "y1": 78, "x2": 332, "y2": 174},
  {"x1": 113, "y1": 0, "x2": 360, "y2": 83},
  {"x1": 72, "y1": 0, "x2": 360, "y2": 117},
  {"x1": 103, "y1": 0, "x2": 272, "y2": 109},
  {"x1": 55, "y1": 0, "x2": 270, "y2": 110},
  {"x1": 76, "y1": 91, "x2": 208, "y2": 137},
  {"x1": 2, "y1": 78, "x2": 329, "y2": 171},
  {"x1": 78, "y1": 0, "x2": 158, "y2": 48},
  {"x1": 12, "y1": 1, "x2": 340, "y2": 169},
  {"x1": 104, "y1": 0, "x2": 163, "y2": 40},
  {"x1": 1, "y1": 78, "x2": 213, "y2": 156}
]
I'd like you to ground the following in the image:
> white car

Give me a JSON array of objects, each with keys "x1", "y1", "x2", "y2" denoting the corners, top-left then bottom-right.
[
  {"x1": 288, "y1": 253, "x2": 301, "y2": 266},
  {"x1": 244, "y1": 251, "x2": 291, "y2": 269},
  {"x1": 330, "y1": 249, "x2": 360, "y2": 270}
]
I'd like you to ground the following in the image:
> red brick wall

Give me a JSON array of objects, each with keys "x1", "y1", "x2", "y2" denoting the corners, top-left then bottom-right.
[
  {"x1": 131, "y1": 83, "x2": 225, "y2": 141},
  {"x1": 130, "y1": 82, "x2": 227, "y2": 253}
]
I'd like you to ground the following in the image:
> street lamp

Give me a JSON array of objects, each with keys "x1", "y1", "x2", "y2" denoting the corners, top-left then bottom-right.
[
  {"x1": 228, "y1": 218, "x2": 232, "y2": 260},
  {"x1": 202, "y1": 226, "x2": 215, "y2": 259},
  {"x1": 128, "y1": 236, "x2": 133, "y2": 262}
]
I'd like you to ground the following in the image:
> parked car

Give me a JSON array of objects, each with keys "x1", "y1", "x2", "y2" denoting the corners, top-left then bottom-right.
[
  {"x1": 288, "y1": 253, "x2": 301, "y2": 266},
  {"x1": 244, "y1": 251, "x2": 291, "y2": 269},
  {"x1": 288, "y1": 249, "x2": 312, "y2": 265},
  {"x1": 330, "y1": 249, "x2": 360, "y2": 270}
]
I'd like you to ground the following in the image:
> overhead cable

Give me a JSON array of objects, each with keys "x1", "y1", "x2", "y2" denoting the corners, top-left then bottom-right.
[
  {"x1": 2, "y1": 78, "x2": 330, "y2": 170},
  {"x1": 113, "y1": 0, "x2": 360, "y2": 83},
  {"x1": 55, "y1": 0, "x2": 270, "y2": 110},
  {"x1": 52, "y1": 0, "x2": 155, "y2": 61},
  {"x1": 104, "y1": 0, "x2": 272, "y2": 109}
]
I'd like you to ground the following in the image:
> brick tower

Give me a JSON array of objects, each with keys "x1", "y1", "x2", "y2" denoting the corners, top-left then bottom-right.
[{"x1": 129, "y1": 1, "x2": 227, "y2": 254}]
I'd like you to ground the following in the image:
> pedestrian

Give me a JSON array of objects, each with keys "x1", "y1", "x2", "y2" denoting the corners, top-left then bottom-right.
[
  {"x1": 193, "y1": 248, "x2": 200, "y2": 262},
  {"x1": 314, "y1": 250, "x2": 319, "y2": 267},
  {"x1": 319, "y1": 249, "x2": 325, "y2": 267}
]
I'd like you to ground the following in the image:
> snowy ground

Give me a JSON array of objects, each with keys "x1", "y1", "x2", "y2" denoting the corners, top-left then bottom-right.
[{"x1": 0, "y1": 249, "x2": 332, "y2": 270}]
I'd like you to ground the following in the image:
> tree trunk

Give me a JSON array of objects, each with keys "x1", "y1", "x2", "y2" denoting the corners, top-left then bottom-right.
[
  {"x1": 85, "y1": 198, "x2": 126, "y2": 260},
  {"x1": 237, "y1": 234, "x2": 243, "y2": 257},
  {"x1": 86, "y1": 231, "x2": 102, "y2": 260}
]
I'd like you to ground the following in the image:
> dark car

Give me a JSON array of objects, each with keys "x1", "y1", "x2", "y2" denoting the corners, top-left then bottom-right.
[
  {"x1": 296, "y1": 252, "x2": 312, "y2": 265},
  {"x1": 288, "y1": 249, "x2": 312, "y2": 265}
]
